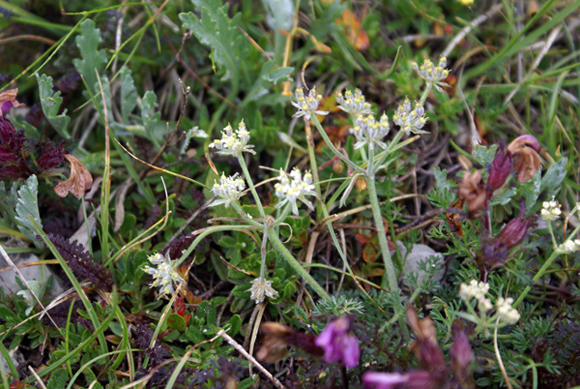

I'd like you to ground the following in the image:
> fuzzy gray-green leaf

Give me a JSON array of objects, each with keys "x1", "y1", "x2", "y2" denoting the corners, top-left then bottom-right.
[
  {"x1": 14, "y1": 175, "x2": 43, "y2": 247},
  {"x1": 73, "y1": 19, "x2": 107, "y2": 95},
  {"x1": 120, "y1": 66, "x2": 138, "y2": 124},
  {"x1": 179, "y1": 0, "x2": 247, "y2": 90},
  {"x1": 36, "y1": 74, "x2": 71, "y2": 139}
]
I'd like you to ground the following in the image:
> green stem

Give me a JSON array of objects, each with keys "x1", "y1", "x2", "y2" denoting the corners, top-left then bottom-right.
[
  {"x1": 231, "y1": 201, "x2": 263, "y2": 228},
  {"x1": 419, "y1": 85, "x2": 432, "y2": 105},
  {"x1": 260, "y1": 223, "x2": 269, "y2": 279},
  {"x1": 513, "y1": 250, "x2": 559, "y2": 309},
  {"x1": 237, "y1": 154, "x2": 266, "y2": 220},
  {"x1": 269, "y1": 233, "x2": 330, "y2": 300},
  {"x1": 513, "y1": 223, "x2": 580, "y2": 308},
  {"x1": 367, "y1": 176, "x2": 398, "y2": 292},
  {"x1": 274, "y1": 203, "x2": 292, "y2": 226},
  {"x1": 175, "y1": 225, "x2": 258, "y2": 268},
  {"x1": 311, "y1": 115, "x2": 365, "y2": 174},
  {"x1": 304, "y1": 120, "x2": 324, "y2": 222}
]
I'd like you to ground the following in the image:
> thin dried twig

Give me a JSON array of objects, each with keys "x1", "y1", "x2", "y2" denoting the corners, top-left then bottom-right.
[
  {"x1": 217, "y1": 329, "x2": 288, "y2": 389},
  {"x1": 494, "y1": 318, "x2": 514, "y2": 389},
  {"x1": 161, "y1": 194, "x2": 216, "y2": 251},
  {"x1": 0, "y1": 244, "x2": 60, "y2": 329},
  {"x1": 441, "y1": 3, "x2": 503, "y2": 58},
  {"x1": 504, "y1": 25, "x2": 563, "y2": 104}
]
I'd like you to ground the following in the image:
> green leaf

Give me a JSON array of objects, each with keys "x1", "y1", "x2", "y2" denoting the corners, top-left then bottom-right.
[
  {"x1": 36, "y1": 74, "x2": 71, "y2": 139},
  {"x1": 263, "y1": 66, "x2": 294, "y2": 85},
  {"x1": 167, "y1": 313, "x2": 187, "y2": 332},
  {"x1": 283, "y1": 282, "x2": 296, "y2": 299},
  {"x1": 472, "y1": 144, "x2": 497, "y2": 166},
  {"x1": 72, "y1": 19, "x2": 107, "y2": 95},
  {"x1": 226, "y1": 314, "x2": 241, "y2": 336},
  {"x1": 179, "y1": 0, "x2": 247, "y2": 90},
  {"x1": 46, "y1": 369, "x2": 68, "y2": 389},
  {"x1": 540, "y1": 157, "x2": 568, "y2": 195},
  {"x1": 522, "y1": 170, "x2": 541, "y2": 210},
  {"x1": 120, "y1": 66, "x2": 138, "y2": 124},
  {"x1": 231, "y1": 284, "x2": 251, "y2": 299},
  {"x1": 14, "y1": 175, "x2": 43, "y2": 248},
  {"x1": 433, "y1": 167, "x2": 450, "y2": 193},
  {"x1": 141, "y1": 91, "x2": 161, "y2": 147},
  {"x1": 490, "y1": 188, "x2": 517, "y2": 206}
]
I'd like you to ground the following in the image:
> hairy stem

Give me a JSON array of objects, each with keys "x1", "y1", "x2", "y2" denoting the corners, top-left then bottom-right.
[
  {"x1": 269, "y1": 232, "x2": 330, "y2": 300},
  {"x1": 367, "y1": 176, "x2": 399, "y2": 293},
  {"x1": 237, "y1": 154, "x2": 266, "y2": 219},
  {"x1": 311, "y1": 115, "x2": 365, "y2": 174},
  {"x1": 304, "y1": 120, "x2": 324, "y2": 222}
]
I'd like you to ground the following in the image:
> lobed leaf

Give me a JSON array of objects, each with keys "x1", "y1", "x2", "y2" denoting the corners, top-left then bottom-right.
[
  {"x1": 36, "y1": 74, "x2": 71, "y2": 139},
  {"x1": 72, "y1": 19, "x2": 107, "y2": 95},
  {"x1": 14, "y1": 175, "x2": 43, "y2": 247},
  {"x1": 179, "y1": 0, "x2": 247, "y2": 90}
]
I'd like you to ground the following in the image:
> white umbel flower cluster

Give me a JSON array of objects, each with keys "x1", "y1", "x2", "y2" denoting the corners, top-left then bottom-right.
[
  {"x1": 411, "y1": 57, "x2": 450, "y2": 91},
  {"x1": 460, "y1": 280, "x2": 492, "y2": 312},
  {"x1": 393, "y1": 97, "x2": 427, "y2": 134},
  {"x1": 142, "y1": 252, "x2": 185, "y2": 299},
  {"x1": 291, "y1": 88, "x2": 328, "y2": 120},
  {"x1": 496, "y1": 297, "x2": 520, "y2": 325},
  {"x1": 209, "y1": 173, "x2": 246, "y2": 208},
  {"x1": 460, "y1": 280, "x2": 521, "y2": 324},
  {"x1": 558, "y1": 239, "x2": 580, "y2": 253},
  {"x1": 209, "y1": 120, "x2": 255, "y2": 155},
  {"x1": 541, "y1": 197, "x2": 562, "y2": 221},
  {"x1": 274, "y1": 168, "x2": 316, "y2": 215},
  {"x1": 350, "y1": 113, "x2": 390, "y2": 150},
  {"x1": 336, "y1": 88, "x2": 373, "y2": 116},
  {"x1": 248, "y1": 277, "x2": 278, "y2": 304}
]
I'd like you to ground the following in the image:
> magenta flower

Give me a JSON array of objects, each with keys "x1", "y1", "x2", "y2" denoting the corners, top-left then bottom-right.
[
  {"x1": 363, "y1": 372, "x2": 408, "y2": 389},
  {"x1": 487, "y1": 142, "x2": 512, "y2": 192},
  {"x1": 363, "y1": 371, "x2": 434, "y2": 389},
  {"x1": 314, "y1": 316, "x2": 360, "y2": 368}
]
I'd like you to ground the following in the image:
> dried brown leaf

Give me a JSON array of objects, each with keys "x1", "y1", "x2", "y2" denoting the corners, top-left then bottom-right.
[{"x1": 54, "y1": 154, "x2": 93, "y2": 200}]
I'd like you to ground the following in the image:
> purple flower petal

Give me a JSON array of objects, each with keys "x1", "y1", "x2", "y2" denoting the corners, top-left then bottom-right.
[{"x1": 362, "y1": 371, "x2": 408, "y2": 389}]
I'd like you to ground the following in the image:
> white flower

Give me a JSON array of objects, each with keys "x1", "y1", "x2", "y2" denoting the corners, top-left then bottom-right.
[
  {"x1": 558, "y1": 239, "x2": 579, "y2": 253},
  {"x1": 496, "y1": 297, "x2": 520, "y2": 325},
  {"x1": 350, "y1": 113, "x2": 390, "y2": 150},
  {"x1": 541, "y1": 197, "x2": 562, "y2": 221},
  {"x1": 209, "y1": 120, "x2": 255, "y2": 155},
  {"x1": 459, "y1": 280, "x2": 492, "y2": 312},
  {"x1": 392, "y1": 97, "x2": 428, "y2": 134},
  {"x1": 291, "y1": 88, "x2": 328, "y2": 120},
  {"x1": 336, "y1": 88, "x2": 372, "y2": 116},
  {"x1": 209, "y1": 173, "x2": 246, "y2": 208},
  {"x1": 411, "y1": 57, "x2": 450, "y2": 92},
  {"x1": 142, "y1": 252, "x2": 185, "y2": 299},
  {"x1": 274, "y1": 168, "x2": 317, "y2": 215},
  {"x1": 248, "y1": 277, "x2": 278, "y2": 304}
]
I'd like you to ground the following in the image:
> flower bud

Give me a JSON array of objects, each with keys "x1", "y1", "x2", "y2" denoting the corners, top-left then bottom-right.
[
  {"x1": 355, "y1": 177, "x2": 367, "y2": 191},
  {"x1": 487, "y1": 143, "x2": 512, "y2": 192},
  {"x1": 496, "y1": 214, "x2": 531, "y2": 249},
  {"x1": 450, "y1": 322, "x2": 473, "y2": 382},
  {"x1": 332, "y1": 159, "x2": 344, "y2": 174}
]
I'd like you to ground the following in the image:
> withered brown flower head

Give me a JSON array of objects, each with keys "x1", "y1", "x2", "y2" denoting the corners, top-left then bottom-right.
[
  {"x1": 256, "y1": 322, "x2": 323, "y2": 364},
  {"x1": 0, "y1": 89, "x2": 25, "y2": 115},
  {"x1": 406, "y1": 307, "x2": 447, "y2": 380},
  {"x1": 507, "y1": 135, "x2": 541, "y2": 183},
  {"x1": 54, "y1": 154, "x2": 93, "y2": 200},
  {"x1": 458, "y1": 171, "x2": 487, "y2": 215}
]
